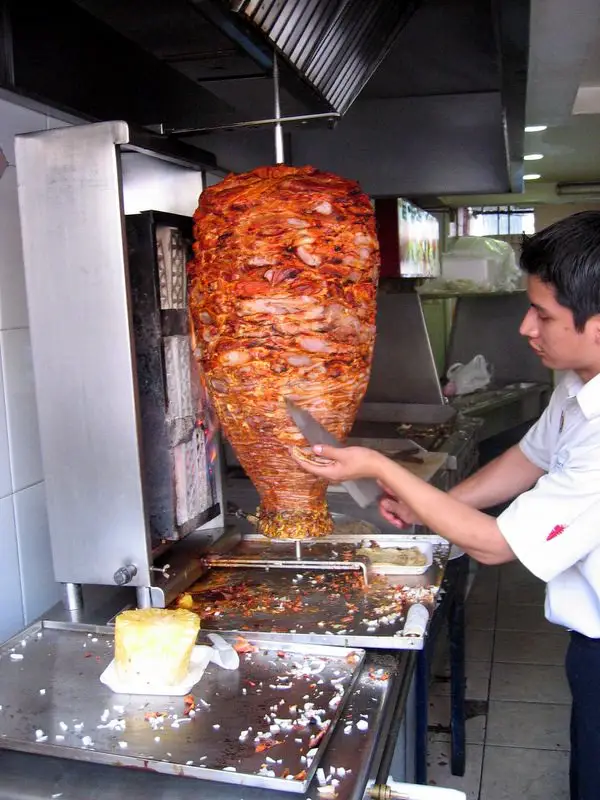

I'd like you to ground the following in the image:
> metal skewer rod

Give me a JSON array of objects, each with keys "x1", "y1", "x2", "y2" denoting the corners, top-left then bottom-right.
[
  {"x1": 168, "y1": 113, "x2": 339, "y2": 136},
  {"x1": 295, "y1": 541, "x2": 302, "y2": 560},
  {"x1": 273, "y1": 54, "x2": 285, "y2": 164}
]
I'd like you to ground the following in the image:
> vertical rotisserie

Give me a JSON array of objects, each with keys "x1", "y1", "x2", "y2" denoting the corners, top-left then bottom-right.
[{"x1": 190, "y1": 165, "x2": 379, "y2": 538}]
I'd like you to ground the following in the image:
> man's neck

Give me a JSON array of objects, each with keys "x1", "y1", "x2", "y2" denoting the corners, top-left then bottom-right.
[{"x1": 575, "y1": 367, "x2": 600, "y2": 384}]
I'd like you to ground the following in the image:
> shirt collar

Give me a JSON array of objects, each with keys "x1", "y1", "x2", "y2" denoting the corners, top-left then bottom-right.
[{"x1": 567, "y1": 371, "x2": 600, "y2": 419}]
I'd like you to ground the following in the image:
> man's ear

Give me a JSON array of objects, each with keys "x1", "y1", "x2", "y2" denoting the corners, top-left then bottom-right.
[{"x1": 591, "y1": 315, "x2": 600, "y2": 344}]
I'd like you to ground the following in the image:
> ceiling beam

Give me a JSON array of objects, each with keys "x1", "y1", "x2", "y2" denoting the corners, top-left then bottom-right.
[{"x1": 492, "y1": 0, "x2": 531, "y2": 194}]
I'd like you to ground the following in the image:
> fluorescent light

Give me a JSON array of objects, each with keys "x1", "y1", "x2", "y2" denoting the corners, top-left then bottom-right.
[
  {"x1": 523, "y1": 173, "x2": 542, "y2": 180},
  {"x1": 524, "y1": 153, "x2": 544, "y2": 160},
  {"x1": 525, "y1": 125, "x2": 547, "y2": 132}
]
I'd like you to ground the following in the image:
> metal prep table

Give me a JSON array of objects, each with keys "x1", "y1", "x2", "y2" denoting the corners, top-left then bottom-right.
[
  {"x1": 0, "y1": 585, "x2": 416, "y2": 800},
  {"x1": 0, "y1": 443, "x2": 470, "y2": 799},
  {"x1": 0, "y1": 553, "x2": 470, "y2": 800},
  {"x1": 225, "y1": 428, "x2": 472, "y2": 786}
]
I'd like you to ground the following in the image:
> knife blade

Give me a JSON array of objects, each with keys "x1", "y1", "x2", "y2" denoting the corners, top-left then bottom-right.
[{"x1": 285, "y1": 398, "x2": 381, "y2": 509}]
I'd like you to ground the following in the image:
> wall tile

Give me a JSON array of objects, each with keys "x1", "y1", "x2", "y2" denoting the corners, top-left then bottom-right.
[
  {"x1": 0, "y1": 345, "x2": 12, "y2": 499},
  {"x1": 0, "y1": 98, "x2": 47, "y2": 163},
  {"x1": 0, "y1": 166, "x2": 29, "y2": 330},
  {"x1": 0, "y1": 496, "x2": 24, "y2": 642},
  {"x1": 13, "y1": 481, "x2": 59, "y2": 622},
  {"x1": 1, "y1": 328, "x2": 43, "y2": 491}
]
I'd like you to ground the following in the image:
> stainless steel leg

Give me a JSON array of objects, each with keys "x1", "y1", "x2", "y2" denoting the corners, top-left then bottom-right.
[
  {"x1": 62, "y1": 582, "x2": 83, "y2": 612},
  {"x1": 136, "y1": 586, "x2": 153, "y2": 609}
]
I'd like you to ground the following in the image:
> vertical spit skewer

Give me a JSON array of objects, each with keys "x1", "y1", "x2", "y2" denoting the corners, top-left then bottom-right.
[
  {"x1": 273, "y1": 55, "x2": 285, "y2": 164},
  {"x1": 295, "y1": 541, "x2": 302, "y2": 560}
]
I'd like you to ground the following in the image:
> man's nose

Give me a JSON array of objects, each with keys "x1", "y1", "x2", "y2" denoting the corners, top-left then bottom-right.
[{"x1": 520, "y1": 307, "x2": 538, "y2": 337}]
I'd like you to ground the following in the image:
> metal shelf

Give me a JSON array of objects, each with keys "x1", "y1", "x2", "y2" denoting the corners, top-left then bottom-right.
[{"x1": 417, "y1": 290, "x2": 525, "y2": 299}]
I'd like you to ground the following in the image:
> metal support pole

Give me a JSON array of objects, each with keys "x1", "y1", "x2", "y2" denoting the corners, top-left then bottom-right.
[
  {"x1": 273, "y1": 55, "x2": 285, "y2": 164},
  {"x1": 449, "y1": 556, "x2": 467, "y2": 776},
  {"x1": 414, "y1": 647, "x2": 429, "y2": 784}
]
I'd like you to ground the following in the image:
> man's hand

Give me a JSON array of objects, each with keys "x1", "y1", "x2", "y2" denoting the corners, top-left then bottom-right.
[
  {"x1": 379, "y1": 494, "x2": 419, "y2": 529},
  {"x1": 377, "y1": 479, "x2": 420, "y2": 529},
  {"x1": 290, "y1": 444, "x2": 384, "y2": 482}
]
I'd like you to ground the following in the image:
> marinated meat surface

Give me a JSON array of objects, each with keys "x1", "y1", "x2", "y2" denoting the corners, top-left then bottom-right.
[{"x1": 190, "y1": 165, "x2": 379, "y2": 538}]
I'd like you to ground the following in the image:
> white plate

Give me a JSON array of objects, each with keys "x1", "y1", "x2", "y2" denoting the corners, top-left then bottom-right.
[{"x1": 99, "y1": 645, "x2": 212, "y2": 696}]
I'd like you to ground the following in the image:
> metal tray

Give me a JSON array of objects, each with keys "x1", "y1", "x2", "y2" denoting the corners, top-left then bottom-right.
[
  {"x1": 358, "y1": 539, "x2": 434, "y2": 576},
  {"x1": 176, "y1": 534, "x2": 449, "y2": 649},
  {"x1": 209, "y1": 531, "x2": 435, "y2": 577},
  {"x1": 0, "y1": 621, "x2": 365, "y2": 794}
]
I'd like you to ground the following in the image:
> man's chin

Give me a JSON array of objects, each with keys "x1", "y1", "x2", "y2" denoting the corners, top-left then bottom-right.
[
  {"x1": 537, "y1": 351, "x2": 557, "y2": 369},
  {"x1": 530, "y1": 345, "x2": 570, "y2": 371}
]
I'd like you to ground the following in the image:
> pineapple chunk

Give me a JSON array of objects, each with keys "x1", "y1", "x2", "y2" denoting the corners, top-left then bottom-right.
[
  {"x1": 177, "y1": 593, "x2": 194, "y2": 610},
  {"x1": 114, "y1": 608, "x2": 200, "y2": 686}
]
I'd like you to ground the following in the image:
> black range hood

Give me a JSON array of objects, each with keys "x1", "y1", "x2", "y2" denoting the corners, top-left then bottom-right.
[
  {"x1": 0, "y1": 0, "x2": 530, "y2": 195},
  {"x1": 201, "y1": 0, "x2": 421, "y2": 114}
]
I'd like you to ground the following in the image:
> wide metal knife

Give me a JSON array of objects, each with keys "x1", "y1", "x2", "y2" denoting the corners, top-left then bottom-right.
[{"x1": 285, "y1": 398, "x2": 381, "y2": 509}]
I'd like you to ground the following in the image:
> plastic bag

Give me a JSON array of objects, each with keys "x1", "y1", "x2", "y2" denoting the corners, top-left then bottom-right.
[
  {"x1": 445, "y1": 354, "x2": 491, "y2": 396},
  {"x1": 418, "y1": 235, "x2": 522, "y2": 294}
]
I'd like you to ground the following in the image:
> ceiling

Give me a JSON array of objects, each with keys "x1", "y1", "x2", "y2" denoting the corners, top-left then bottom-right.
[
  {"x1": 442, "y1": 0, "x2": 600, "y2": 206},
  {"x1": 56, "y1": 0, "x2": 526, "y2": 197},
  {"x1": 0, "y1": 0, "x2": 525, "y2": 194},
  {"x1": 5, "y1": 0, "x2": 600, "y2": 202}
]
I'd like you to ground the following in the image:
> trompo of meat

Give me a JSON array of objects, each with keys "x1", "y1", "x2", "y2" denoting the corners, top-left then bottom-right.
[{"x1": 189, "y1": 165, "x2": 379, "y2": 538}]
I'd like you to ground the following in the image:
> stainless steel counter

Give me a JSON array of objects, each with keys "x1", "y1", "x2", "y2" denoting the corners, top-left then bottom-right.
[
  {"x1": 450, "y1": 382, "x2": 551, "y2": 441},
  {"x1": 0, "y1": 410, "x2": 479, "y2": 798},
  {"x1": 0, "y1": 585, "x2": 415, "y2": 800}
]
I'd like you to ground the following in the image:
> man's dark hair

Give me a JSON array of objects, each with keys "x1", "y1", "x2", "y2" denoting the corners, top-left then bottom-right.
[{"x1": 520, "y1": 210, "x2": 600, "y2": 331}]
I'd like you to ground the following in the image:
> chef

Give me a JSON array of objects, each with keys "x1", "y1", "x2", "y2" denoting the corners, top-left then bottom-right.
[{"x1": 292, "y1": 211, "x2": 600, "y2": 800}]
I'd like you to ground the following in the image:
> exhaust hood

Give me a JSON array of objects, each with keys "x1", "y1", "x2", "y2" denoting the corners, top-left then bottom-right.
[{"x1": 200, "y1": 0, "x2": 422, "y2": 114}]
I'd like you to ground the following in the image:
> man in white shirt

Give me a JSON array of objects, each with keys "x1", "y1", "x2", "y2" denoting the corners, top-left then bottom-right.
[{"x1": 292, "y1": 211, "x2": 600, "y2": 800}]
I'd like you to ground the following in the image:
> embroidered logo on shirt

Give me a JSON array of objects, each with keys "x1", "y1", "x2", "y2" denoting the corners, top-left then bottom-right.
[{"x1": 546, "y1": 524, "x2": 566, "y2": 541}]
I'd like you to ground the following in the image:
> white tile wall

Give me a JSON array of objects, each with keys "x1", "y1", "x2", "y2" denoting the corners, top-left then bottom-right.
[
  {"x1": 1, "y1": 328, "x2": 43, "y2": 491},
  {"x1": 13, "y1": 482, "x2": 59, "y2": 623},
  {"x1": 0, "y1": 496, "x2": 24, "y2": 640},
  {"x1": 0, "y1": 167, "x2": 29, "y2": 330},
  {"x1": 0, "y1": 346, "x2": 12, "y2": 499},
  {"x1": 0, "y1": 97, "x2": 66, "y2": 642},
  {"x1": 0, "y1": 166, "x2": 28, "y2": 330},
  {"x1": 0, "y1": 98, "x2": 47, "y2": 163}
]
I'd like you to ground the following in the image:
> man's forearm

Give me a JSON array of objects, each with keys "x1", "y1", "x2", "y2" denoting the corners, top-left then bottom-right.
[
  {"x1": 449, "y1": 444, "x2": 544, "y2": 509},
  {"x1": 370, "y1": 454, "x2": 515, "y2": 565}
]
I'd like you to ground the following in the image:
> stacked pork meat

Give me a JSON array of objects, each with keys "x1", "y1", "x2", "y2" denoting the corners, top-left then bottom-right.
[{"x1": 190, "y1": 165, "x2": 379, "y2": 538}]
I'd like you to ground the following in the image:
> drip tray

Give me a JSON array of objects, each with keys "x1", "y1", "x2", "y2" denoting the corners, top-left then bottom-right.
[{"x1": 0, "y1": 621, "x2": 364, "y2": 794}]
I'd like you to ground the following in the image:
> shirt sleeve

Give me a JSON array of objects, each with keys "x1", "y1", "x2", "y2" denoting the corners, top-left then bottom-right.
[
  {"x1": 518, "y1": 385, "x2": 562, "y2": 471},
  {"x1": 497, "y1": 459, "x2": 600, "y2": 582}
]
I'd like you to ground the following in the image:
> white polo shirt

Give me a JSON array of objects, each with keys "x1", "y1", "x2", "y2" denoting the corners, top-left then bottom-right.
[{"x1": 497, "y1": 371, "x2": 600, "y2": 637}]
